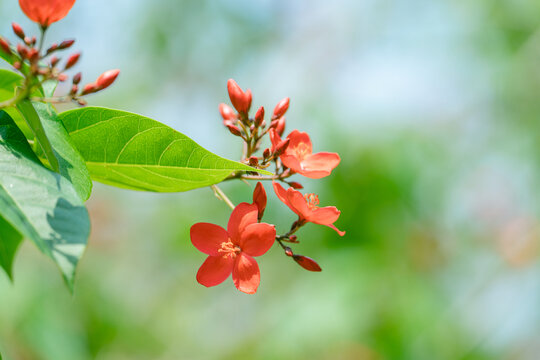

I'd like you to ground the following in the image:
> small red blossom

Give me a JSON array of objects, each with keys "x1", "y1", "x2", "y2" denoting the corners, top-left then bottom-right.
[
  {"x1": 252, "y1": 182, "x2": 267, "y2": 221},
  {"x1": 227, "y1": 79, "x2": 252, "y2": 114},
  {"x1": 19, "y1": 0, "x2": 76, "y2": 27},
  {"x1": 270, "y1": 129, "x2": 340, "y2": 179},
  {"x1": 191, "y1": 203, "x2": 276, "y2": 294},
  {"x1": 273, "y1": 182, "x2": 345, "y2": 236}
]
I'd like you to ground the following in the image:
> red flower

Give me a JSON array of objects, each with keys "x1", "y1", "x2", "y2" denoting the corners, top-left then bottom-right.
[
  {"x1": 19, "y1": 0, "x2": 76, "y2": 27},
  {"x1": 269, "y1": 129, "x2": 340, "y2": 179},
  {"x1": 191, "y1": 203, "x2": 276, "y2": 294},
  {"x1": 273, "y1": 182, "x2": 345, "y2": 236}
]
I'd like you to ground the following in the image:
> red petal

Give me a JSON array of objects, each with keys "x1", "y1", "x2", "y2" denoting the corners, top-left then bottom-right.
[
  {"x1": 307, "y1": 206, "x2": 341, "y2": 226},
  {"x1": 325, "y1": 223, "x2": 346, "y2": 236},
  {"x1": 269, "y1": 128, "x2": 281, "y2": 151},
  {"x1": 280, "y1": 154, "x2": 302, "y2": 173},
  {"x1": 252, "y1": 182, "x2": 267, "y2": 220},
  {"x1": 196, "y1": 255, "x2": 234, "y2": 287},
  {"x1": 240, "y1": 223, "x2": 276, "y2": 257},
  {"x1": 190, "y1": 223, "x2": 229, "y2": 256},
  {"x1": 228, "y1": 203, "x2": 258, "y2": 244},
  {"x1": 19, "y1": 0, "x2": 76, "y2": 26},
  {"x1": 232, "y1": 253, "x2": 260, "y2": 294},
  {"x1": 273, "y1": 182, "x2": 302, "y2": 218},
  {"x1": 286, "y1": 188, "x2": 311, "y2": 219},
  {"x1": 286, "y1": 130, "x2": 312, "y2": 154},
  {"x1": 298, "y1": 152, "x2": 340, "y2": 179}
]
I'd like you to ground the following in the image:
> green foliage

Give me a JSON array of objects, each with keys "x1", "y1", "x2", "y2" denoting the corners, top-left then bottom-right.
[
  {"x1": 59, "y1": 107, "x2": 269, "y2": 192},
  {"x1": 0, "y1": 215, "x2": 22, "y2": 280},
  {"x1": 0, "y1": 111, "x2": 89, "y2": 288}
]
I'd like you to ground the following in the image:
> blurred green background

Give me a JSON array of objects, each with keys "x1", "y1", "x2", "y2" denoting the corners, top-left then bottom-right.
[{"x1": 2, "y1": 0, "x2": 540, "y2": 359}]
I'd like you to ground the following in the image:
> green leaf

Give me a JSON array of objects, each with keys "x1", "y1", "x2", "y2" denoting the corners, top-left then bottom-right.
[
  {"x1": 0, "y1": 110, "x2": 90, "y2": 288},
  {"x1": 16, "y1": 100, "x2": 59, "y2": 172},
  {"x1": 0, "y1": 215, "x2": 23, "y2": 280},
  {"x1": 0, "y1": 69, "x2": 22, "y2": 102},
  {"x1": 33, "y1": 102, "x2": 92, "y2": 201},
  {"x1": 59, "y1": 107, "x2": 271, "y2": 192}
]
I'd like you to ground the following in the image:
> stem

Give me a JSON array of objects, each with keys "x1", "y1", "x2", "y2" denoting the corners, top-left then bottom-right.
[
  {"x1": 38, "y1": 26, "x2": 47, "y2": 54},
  {"x1": 210, "y1": 184, "x2": 235, "y2": 210}
]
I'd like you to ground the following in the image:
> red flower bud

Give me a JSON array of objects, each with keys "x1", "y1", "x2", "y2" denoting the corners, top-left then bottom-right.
[
  {"x1": 13, "y1": 62, "x2": 21, "y2": 70},
  {"x1": 288, "y1": 182, "x2": 303, "y2": 190},
  {"x1": 12, "y1": 23, "x2": 25, "y2": 39},
  {"x1": 59, "y1": 39, "x2": 75, "y2": 50},
  {"x1": 254, "y1": 106, "x2": 265, "y2": 127},
  {"x1": 0, "y1": 37, "x2": 11, "y2": 55},
  {"x1": 273, "y1": 97, "x2": 290, "y2": 119},
  {"x1": 65, "y1": 52, "x2": 80, "y2": 70},
  {"x1": 70, "y1": 84, "x2": 78, "y2": 94},
  {"x1": 273, "y1": 138, "x2": 290, "y2": 157},
  {"x1": 248, "y1": 156, "x2": 259, "y2": 167},
  {"x1": 275, "y1": 117, "x2": 285, "y2": 137},
  {"x1": 284, "y1": 247, "x2": 293, "y2": 257},
  {"x1": 57, "y1": 73, "x2": 68, "y2": 82},
  {"x1": 96, "y1": 69, "x2": 120, "y2": 90},
  {"x1": 46, "y1": 43, "x2": 58, "y2": 54},
  {"x1": 226, "y1": 124, "x2": 242, "y2": 137},
  {"x1": 81, "y1": 82, "x2": 98, "y2": 95},
  {"x1": 227, "y1": 79, "x2": 252, "y2": 114},
  {"x1": 16, "y1": 44, "x2": 28, "y2": 59},
  {"x1": 72, "y1": 72, "x2": 81, "y2": 84},
  {"x1": 293, "y1": 255, "x2": 322, "y2": 272},
  {"x1": 27, "y1": 48, "x2": 39, "y2": 62},
  {"x1": 50, "y1": 56, "x2": 60, "y2": 67},
  {"x1": 219, "y1": 103, "x2": 236, "y2": 121},
  {"x1": 19, "y1": 0, "x2": 76, "y2": 27},
  {"x1": 263, "y1": 148, "x2": 271, "y2": 159},
  {"x1": 252, "y1": 182, "x2": 267, "y2": 220},
  {"x1": 289, "y1": 235, "x2": 298, "y2": 242}
]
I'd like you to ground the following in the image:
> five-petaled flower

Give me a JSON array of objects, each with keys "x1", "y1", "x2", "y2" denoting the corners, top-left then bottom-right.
[
  {"x1": 190, "y1": 203, "x2": 276, "y2": 294},
  {"x1": 273, "y1": 182, "x2": 345, "y2": 236},
  {"x1": 269, "y1": 129, "x2": 340, "y2": 179},
  {"x1": 19, "y1": 0, "x2": 76, "y2": 27}
]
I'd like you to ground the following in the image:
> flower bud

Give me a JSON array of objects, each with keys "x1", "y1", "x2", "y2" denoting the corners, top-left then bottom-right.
[
  {"x1": 12, "y1": 23, "x2": 25, "y2": 39},
  {"x1": 219, "y1": 103, "x2": 236, "y2": 121},
  {"x1": 46, "y1": 43, "x2": 58, "y2": 54},
  {"x1": 226, "y1": 124, "x2": 242, "y2": 137},
  {"x1": 253, "y1": 182, "x2": 267, "y2": 220},
  {"x1": 16, "y1": 44, "x2": 28, "y2": 59},
  {"x1": 65, "y1": 53, "x2": 80, "y2": 70},
  {"x1": 59, "y1": 39, "x2": 75, "y2": 49},
  {"x1": 254, "y1": 106, "x2": 265, "y2": 127},
  {"x1": 72, "y1": 72, "x2": 82, "y2": 85},
  {"x1": 70, "y1": 84, "x2": 78, "y2": 95},
  {"x1": 81, "y1": 82, "x2": 98, "y2": 95},
  {"x1": 275, "y1": 117, "x2": 285, "y2": 137},
  {"x1": 0, "y1": 37, "x2": 11, "y2": 55},
  {"x1": 249, "y1": 156, "x2": 259, "y2": 167},
  {"x1": 13, "y1": 62, "x2": 21, "y2": 70},
  {"x1": 24, "y1": 36, "x2": 32, "y2": 45},
  {"x1": 273, "y1": 97, "x2": 290, "y2": 119},
  {"x1": 289, "y1": 235, "x2": 298, "y2": 242},
  {"x1": 227, "y1": 79, "x2": 252, "y2": 114},
  {"x1": 57, "y1": 73, "x2": 68, "y2": 82},
  {"x1": 284, "y1": 247, "x2": 293, "y2": 257},
  {"x1": 96, "y1": 69, "x2": 120, "y2": 89},
  {"x1": 273, "y1": 138, "x2": 290, "y2": 157},
  {"x1": 263, "y1": 148, "x2": 271, "y2": 159},
  {"x1": 50, "y1": 56, "x2": 60, "y2": 67},
  {"x1": 288, "y1": 182, "x2": 303, "y2": 190},
  {"x1": 30, "y1": 36, "x2": 36, "y2": 46},
  {"x1": 77, "y1": 98, "x2": 87, "y2": 106},
  {"x1": 27, "y1": 48, "x2": 39, "y2": 62},
  {"x1": 293, "y1": 255, "x2": 322, "y2": 272}
]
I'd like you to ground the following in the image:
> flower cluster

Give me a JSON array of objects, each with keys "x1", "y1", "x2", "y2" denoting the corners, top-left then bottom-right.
[
  {"x1": 191, "y1": 80, "x2": 345, "y2": 294},
  {"x1": 0, "y1": 0, "x2": 119, "y2": 108}
]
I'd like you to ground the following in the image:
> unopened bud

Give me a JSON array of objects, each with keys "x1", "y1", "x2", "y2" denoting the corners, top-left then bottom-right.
[
  {"x1": 50, "y1": 56, "x2": 60, "y2": 67},
  {"x1": 30, "y1": 36, "x2": 36, "y2": 46},
  {"x1": 273, "y1": 97, "x2": 290, "y2": 119},
  {"x1": 65, "y1": 53, "x2": 80, "y2": 70},
  {"x1": 96, "y1": 69, "x2": 120, "y2": 89},
  {"x1": 248, "y1": 156, "x2": 259, "y2": 167},
  {"x1": 263, "y1": 148, "x2": 271, "y2": 159},
  {"x1": 81, "y1": 82, "x2": 98, "y2": 95},
  {"x1": 27, "y1": 48, "x2": 39, "y2": 62},
  {"x1": 293, "y1": 255, "x2": 322, "y2": 272},
  {"x1": 284, "y1": 247, "x2": 293, "y2": 257},
  {"x1": 72, "y1": 72, "x2": 82, "y2": 85},
  {"x1": 252, "y1": 182, "x2": 267, "y2": 220},
  {"x1": 289, "y1": 235, "x2": 298, "y2": 242},
  {"x1": 254, "y1": 106, "x2": 265, "y2": 127},
  {"x1": 0, "y1": 37, "x2": 11, "y2": 55},
  {"x1": 275, "y1": 117, "x2": 285, "y2": 136},
  {"x1": 288, "y1": 182, "x2": 303, "y2": 190},
  {"x1": 12, "y1": 23, "x2": 25, "y2": 39},
  {"x1": 59, "y1": 39, "x2": 75, "y2": 49},
  {"x1": 274, "y1": 138, "x2": 290, "y2": 156},
  {"x1": 227, "y1": 79, "x2": 252, "y2": 114},
  {"x1": 77, "y1": 98, "x2": 87, "y2": 106},
  {"x1": 24, "y1": 36, "x2": 32, "y2": 45},
  {"x1": 46, "y1": 43, "x2": 58, "y2": 54},
  {"x1": 226, "y1": 124, "x2": 242, "y2": 137},
  {"x1": 16, "y1": 44, "x2": 28, "y2": 59},
  {"x1": 13, "y1": 61, "x2": 21, "y2": 70},
  {"x1": 57, "y1": 73, "x2": 68, "y2": 82},
  {"x1": 219, "y1": 103, "x2": 236, "y2": 121},
  {"x1": 70, "y1": 84, "x2": 78, "y2": 94}
]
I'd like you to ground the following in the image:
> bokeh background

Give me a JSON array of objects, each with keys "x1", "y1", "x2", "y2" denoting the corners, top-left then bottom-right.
[{"x1": 2, "y1": 0, "x2": 540, "y2": 359}]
